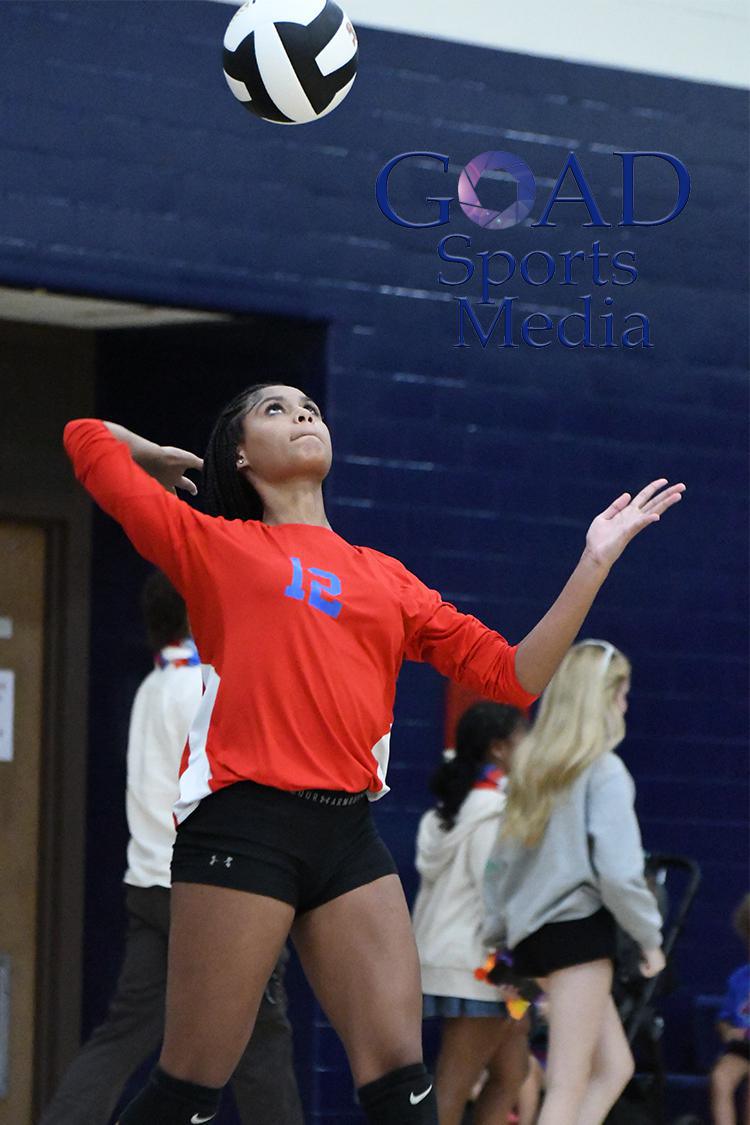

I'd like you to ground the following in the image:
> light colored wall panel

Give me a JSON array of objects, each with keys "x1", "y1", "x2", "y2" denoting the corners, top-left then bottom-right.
[{"x1": 214, "y1": 0, "x2": 750, "y2": 88}]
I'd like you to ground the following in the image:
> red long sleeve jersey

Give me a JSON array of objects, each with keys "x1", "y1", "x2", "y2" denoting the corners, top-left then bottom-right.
[{"x1": 65, "y1": 420, "x2": 538, "y2": 822}]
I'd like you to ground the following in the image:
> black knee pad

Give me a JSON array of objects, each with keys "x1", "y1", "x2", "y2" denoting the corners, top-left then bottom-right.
[
  {"x1": 358, "y1": 1062, "x2": 437, "y2": 1124},
  {"x1": 117, "y1": 1066, "x2": 222, "y2": 1125}
]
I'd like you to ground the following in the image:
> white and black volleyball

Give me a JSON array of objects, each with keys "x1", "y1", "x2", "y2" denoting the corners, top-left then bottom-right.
[{"x1": 223, "y1": 0, "x2": 359, "y2": 124}]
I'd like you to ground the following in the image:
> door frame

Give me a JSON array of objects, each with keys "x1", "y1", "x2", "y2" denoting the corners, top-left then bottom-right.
[{"x1": 0, "y1": 515, "x2": 88, "y2": 1118}]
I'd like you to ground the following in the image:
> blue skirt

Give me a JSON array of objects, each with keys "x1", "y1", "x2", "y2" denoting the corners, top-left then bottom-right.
[{"x1": 423, "y1": 994, "x2": 509, "y2": 1019}]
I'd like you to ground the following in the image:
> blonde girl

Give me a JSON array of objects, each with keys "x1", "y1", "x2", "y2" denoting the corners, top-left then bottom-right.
[{"x1": 483, "y1": 640, "x2": 665, "y2": 1125}]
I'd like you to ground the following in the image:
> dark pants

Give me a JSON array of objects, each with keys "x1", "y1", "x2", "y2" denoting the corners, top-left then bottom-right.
[{"x1": 39, "y1": 885, "x2": 304, "y2": 1125}]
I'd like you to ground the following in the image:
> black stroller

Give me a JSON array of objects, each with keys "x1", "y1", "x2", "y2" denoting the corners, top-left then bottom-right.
[{"x1": 606, "y1": 852, "x2": 703, "y2": 1125}]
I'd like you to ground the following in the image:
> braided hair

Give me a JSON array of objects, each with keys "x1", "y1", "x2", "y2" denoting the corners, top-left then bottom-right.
[
  {"x1": 201, "y1": 383, "x2": 274, "y2": 520},
  {"x1": 430, "y1": 701, "x2": 527, "y2": 832}
]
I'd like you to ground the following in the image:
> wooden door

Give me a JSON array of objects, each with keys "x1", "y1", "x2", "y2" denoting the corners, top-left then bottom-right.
[{"x1": 0, "y1": 522, "x2": 46, "y2": 1124}]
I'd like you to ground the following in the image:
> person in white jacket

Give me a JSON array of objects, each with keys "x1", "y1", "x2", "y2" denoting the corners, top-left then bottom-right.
[
  {"x1": 412, "y1": 702, "x2": 530, "y2": 1125},
  {"x1": 39, "y1": 572, "x2": 302, "y2": 1125}
]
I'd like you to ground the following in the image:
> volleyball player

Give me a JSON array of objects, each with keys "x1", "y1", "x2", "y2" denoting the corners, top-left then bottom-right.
[{"x1": 63, "y1": 383, "x2": 685, "y2": 1125}]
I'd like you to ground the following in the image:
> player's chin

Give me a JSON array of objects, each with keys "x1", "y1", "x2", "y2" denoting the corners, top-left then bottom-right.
[
  {"x1": 286, "y1": 445, "x2": 331, "y2": 475},
  {"x1": 292, "y1": 436, "x2": 331, "y2": 462}
]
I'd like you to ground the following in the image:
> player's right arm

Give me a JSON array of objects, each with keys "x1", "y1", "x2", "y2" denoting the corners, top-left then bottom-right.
[
  {"x1": 63, "y1": 418, "x2": 210, "y2": 592},
  {"x1": 98, "y1": 421, "x2": 204, "y2": 495}
]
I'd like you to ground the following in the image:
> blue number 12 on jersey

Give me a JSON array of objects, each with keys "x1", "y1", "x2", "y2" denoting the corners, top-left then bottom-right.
[{"x1": 284, "y1": 557, "x2": 342, "y2": 620}]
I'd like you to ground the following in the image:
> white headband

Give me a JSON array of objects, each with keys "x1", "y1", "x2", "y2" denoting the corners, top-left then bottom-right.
[{"x1": 579, "y1": 638, "x2": 617, "y2": 672}]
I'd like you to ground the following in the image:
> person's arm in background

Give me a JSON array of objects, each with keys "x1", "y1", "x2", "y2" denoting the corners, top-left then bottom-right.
[
  {"x1": 470, "y1": 814, "x2": 525, "y2": 1001},
  {"x1": 587, "y1": 755, "x2": 665, "y2": 978},
  {"x1": 467, "y1": 814, "x2": 504, "y2": 896},
  {"x1": 480, "y1": 838, "x2": 511, "y2": 952}
]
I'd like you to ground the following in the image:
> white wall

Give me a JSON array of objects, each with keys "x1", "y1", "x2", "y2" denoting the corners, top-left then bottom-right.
[{"x1": 214, "y1": 0, "x2": 749, "y2": 89}]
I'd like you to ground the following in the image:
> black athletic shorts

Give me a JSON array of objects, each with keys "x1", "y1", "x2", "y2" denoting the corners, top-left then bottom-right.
[
  {"x1": 170, "y1": 779, "x2": 397, "y2": 914},
  {"x1": 511, "y1": 907, "x2": 617, "y2": 978},
  {"x1": 723, "y1": 1041, "x2": 750, "y2": 1061}
]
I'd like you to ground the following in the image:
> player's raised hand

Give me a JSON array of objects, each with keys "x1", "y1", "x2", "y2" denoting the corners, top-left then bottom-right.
[
  {"x1": 141, "y1": 444, "x2": 204, "y2": 495},
  {"x1": 585, "y1": 479, "x2": 686, "y2": 569},
  {"x1": 102, "y1": 422, "x2": 203, "y2": 495}
]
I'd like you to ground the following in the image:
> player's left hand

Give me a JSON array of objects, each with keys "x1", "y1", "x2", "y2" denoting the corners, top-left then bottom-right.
[{"x1": 585, "y1": 479, "x2": 686, "y2": 570}]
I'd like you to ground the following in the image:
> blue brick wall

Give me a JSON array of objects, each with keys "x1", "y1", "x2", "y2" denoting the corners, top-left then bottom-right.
[{"x1": 2, "y1": 3, "x2": 746, "y2": 1120}]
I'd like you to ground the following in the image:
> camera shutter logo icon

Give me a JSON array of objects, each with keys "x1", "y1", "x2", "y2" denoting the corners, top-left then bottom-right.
[{"x1": 458, "y1": 151, "x2": 536, "y2": 230}]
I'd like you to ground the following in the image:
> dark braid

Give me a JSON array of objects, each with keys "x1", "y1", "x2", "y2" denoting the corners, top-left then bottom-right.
[
  {"x1": 201, "y1": 384, "x2": 274, "y2": 520},
  {"x1": 430, "y1": 702, "x2": 527, "y2": 831}
]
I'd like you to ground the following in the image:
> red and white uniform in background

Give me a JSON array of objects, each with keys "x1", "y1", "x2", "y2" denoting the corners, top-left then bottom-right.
[
  {"x1": 65, "y1": 420, "x2": 537, "y2": 823},
  {"x1": 125, "y1": 640, "x2": 203, "y2": 887}
]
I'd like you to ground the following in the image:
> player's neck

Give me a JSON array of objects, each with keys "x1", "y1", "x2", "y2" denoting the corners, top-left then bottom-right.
[{"x1": 260, "y1": 483, "x2": 331, "y2": 529}]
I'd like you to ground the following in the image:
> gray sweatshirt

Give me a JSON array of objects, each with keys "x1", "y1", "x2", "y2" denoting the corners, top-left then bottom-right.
[{"x1": 482, "y1": 752, "x2": 662, "y2": 953}]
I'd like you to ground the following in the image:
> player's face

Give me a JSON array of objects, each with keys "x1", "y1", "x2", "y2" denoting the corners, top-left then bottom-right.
[{"x1": 236, "y1": 385, "x2": 332, "y2": 485}]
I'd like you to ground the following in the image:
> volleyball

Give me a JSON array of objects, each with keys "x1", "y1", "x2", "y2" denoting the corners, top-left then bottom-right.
[{"x1": 222, "y1": 0, "x2": 359, "y2": 125}]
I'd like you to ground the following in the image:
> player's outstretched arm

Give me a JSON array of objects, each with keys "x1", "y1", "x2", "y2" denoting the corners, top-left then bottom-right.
[
  {"x1": 514, "y1": 478, "x2": 686, "y2": 695},
  {"x1": 102, "y1": 422, "x2": 203, "y2": 495}
]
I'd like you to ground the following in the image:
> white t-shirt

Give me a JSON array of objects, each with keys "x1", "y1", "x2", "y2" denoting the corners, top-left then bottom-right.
[{"x1": 124, "y1": 642, "x2": 203, "y2": 888}]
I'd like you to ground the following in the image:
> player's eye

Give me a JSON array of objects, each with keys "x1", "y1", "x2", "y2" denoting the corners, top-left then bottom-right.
[
  {"x1": 265, "y1": 401, "x2": 285, "y2": 414},
  {"x1": 305, "y1": 402, "x2": 321, "y2": 416}
]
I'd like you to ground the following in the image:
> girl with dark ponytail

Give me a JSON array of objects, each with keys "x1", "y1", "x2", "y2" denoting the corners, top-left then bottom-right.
[
  {"x1": 430, "y1": 702, "x2": 527, "y2": 832},
  {"x1": 62, "y1": 381, "x2": 684, "y2": 1125},
  {"x1": 412, "y1": 703, "x2": 529, "y2": 1125}
]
